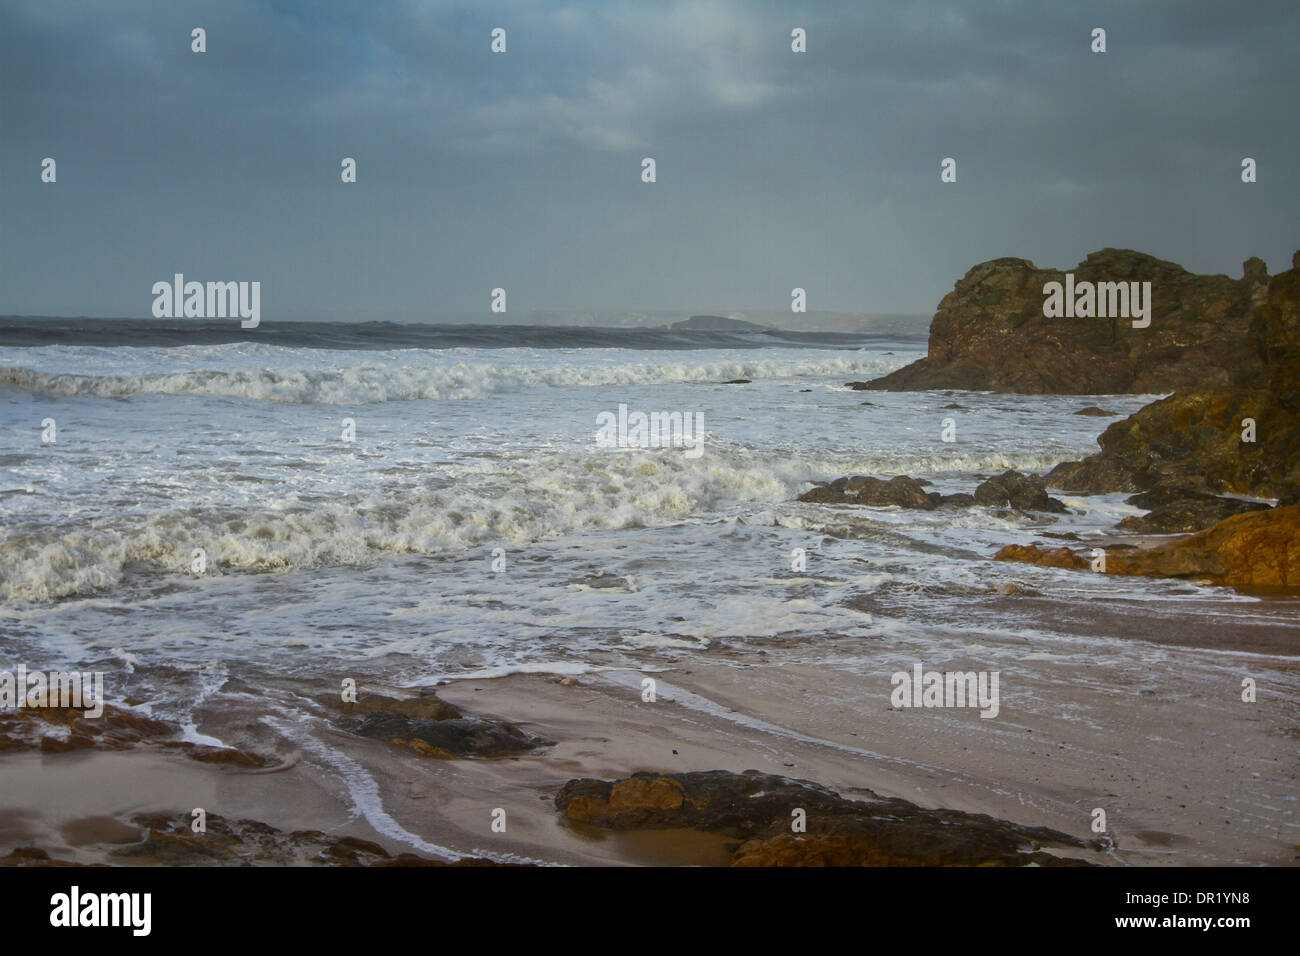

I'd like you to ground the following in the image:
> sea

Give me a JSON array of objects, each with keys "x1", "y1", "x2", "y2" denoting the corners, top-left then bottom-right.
[{"x1": 1, "y1": 316, "x2": 1296, "y2": 754}]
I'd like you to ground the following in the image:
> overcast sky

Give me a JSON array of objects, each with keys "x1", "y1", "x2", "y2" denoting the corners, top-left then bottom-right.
[{"x1": 2, "y1": 0, "x2": 1297, "y2": 319}]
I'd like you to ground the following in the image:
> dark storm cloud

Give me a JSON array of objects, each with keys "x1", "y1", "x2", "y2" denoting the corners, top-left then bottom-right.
[{"x1": 1, "y1": 0, "x2": 1296, "y2": 318}]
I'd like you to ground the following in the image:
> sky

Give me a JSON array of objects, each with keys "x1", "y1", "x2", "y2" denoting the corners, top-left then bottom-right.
[{"x1": 1, "y1": 0, "x2": 1297, "y2": 320}]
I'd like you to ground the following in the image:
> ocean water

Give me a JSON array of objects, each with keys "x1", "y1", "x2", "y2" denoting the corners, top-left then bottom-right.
[{"x1": 1, "y1": 321, "x2": 1296, "y2": 732}]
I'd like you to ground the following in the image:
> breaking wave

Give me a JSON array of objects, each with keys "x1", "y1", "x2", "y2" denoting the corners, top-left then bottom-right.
[
  {"x1": 0, "y1": 354, "x2": 902, "y2": 404},
  {"x1": 0, "y1": 443, "x2": 1072, "y2": 604}
]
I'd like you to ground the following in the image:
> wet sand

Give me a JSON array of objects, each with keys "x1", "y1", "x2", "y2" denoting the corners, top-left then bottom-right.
[{"x1": 1, "y1": 612, "x2": 1296, "y2": 866}]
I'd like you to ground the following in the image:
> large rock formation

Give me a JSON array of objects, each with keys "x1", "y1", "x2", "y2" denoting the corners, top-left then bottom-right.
[
  {"x1": 866, "y1": 249, "x2": 1268, "y2": 393},
  {"x1": 556, "y1": 770, "x2": 1101, "y2": 866},
  {"x1": 1047, "y1": 254, "x2": 1300, "y2": 499},
  {"x1": 1046, "y1": 390, "x2": 1300, "y2": 497}
]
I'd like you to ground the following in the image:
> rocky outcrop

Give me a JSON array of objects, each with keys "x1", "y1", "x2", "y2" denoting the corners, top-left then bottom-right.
[
  {"x1": 865, "y1": 250, "x2": 1268, "y2": 393},
  {"x1": 556, "y1": 770, "x2": 1100, "y2": 866},
  {"x1": 1046, "y1": 389, "x2": 1300, "y2": 498},
  {"x1": 995, "y1": 505, "x2": 1300, "y2": 590},
  {"x1": 799, "y1": 470, "x2": 1065, "y2": 513},
  {"x1": 322, "y1": 691, "x2": 552, "y2": 758},
  {"x1": 1047, "y1": 256, "x2": 1300, "y2": 499}
]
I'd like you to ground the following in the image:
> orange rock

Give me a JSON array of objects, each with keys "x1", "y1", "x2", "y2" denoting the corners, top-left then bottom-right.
[
  {"x1": 609, "y1": 775, "x2": 686, "y2": 812},
  {"x1": 993, "y1": 544, "x2": 1090, "y2": 570},
  {"x1": 1133, "y1": 504, "x2": 1300, "y2": 588},
  {"x1": 995, "y1": 505, "x2": 1300, "y2": 590}
]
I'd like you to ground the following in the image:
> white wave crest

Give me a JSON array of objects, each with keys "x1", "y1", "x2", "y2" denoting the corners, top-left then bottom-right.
[
  {"x1": 0, "y1": 442, "x2": 1070, "y2": 604},
  {"x1": 0, "y1": 354, "x2": 901, "y2": 405}
]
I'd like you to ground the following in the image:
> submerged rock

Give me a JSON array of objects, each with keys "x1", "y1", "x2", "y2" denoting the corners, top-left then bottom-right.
[
  {"x1": 0, "y1": 704, "x2": 267, "y2": 767},
  {"x1": 939, "y1": 492, "x2": 977, "y2": 508},
  {"x1": 323, "y1": 691, "x2": 552, "y2": 758},
  {"x1": 556, "y1": 770, "x2": 1100, "y2": 866},
  {"x1": 100, "y1": 812, "x2": 511, "y2": 866},
  {"x1": 329, "y1": 691, "x2": 463, "y2": 721},
  {"x1": 341, "y1": 712, "x2": 548, "y2": 758}
]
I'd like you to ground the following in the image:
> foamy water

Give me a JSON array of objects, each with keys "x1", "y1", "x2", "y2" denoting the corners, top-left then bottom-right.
[{"x1": 2, "y1": 329, "x2": 1295, "y2": 733}]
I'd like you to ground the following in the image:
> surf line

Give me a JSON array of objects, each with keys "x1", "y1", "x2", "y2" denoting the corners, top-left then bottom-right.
[{"x1": 261, "y1": 713, "x2": 551, "y2": 866}]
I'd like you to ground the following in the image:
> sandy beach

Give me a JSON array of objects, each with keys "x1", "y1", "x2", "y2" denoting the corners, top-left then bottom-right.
[{"x1": 3, "y1": 601, "x2": 1295, "y2": 867}]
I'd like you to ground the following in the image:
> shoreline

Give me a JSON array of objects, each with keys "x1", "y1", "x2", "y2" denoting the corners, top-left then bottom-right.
[{"x1": 2, "y1": 628, "x2": 1295, "y2": 866}]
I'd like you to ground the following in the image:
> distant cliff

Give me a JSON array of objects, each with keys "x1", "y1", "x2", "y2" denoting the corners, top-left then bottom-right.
[{"x1": 865, "y1": 249, "x2": 1270, "y2": 393}]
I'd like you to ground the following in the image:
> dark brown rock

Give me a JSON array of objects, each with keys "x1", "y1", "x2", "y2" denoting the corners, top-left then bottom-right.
[
  {"x1": 798, "y1": 474, "x2": 937, "y2": 509},
  {"x1": 1047, "y1": 388, "x2": 1300, "y2": 499},
  {"x1": 0, "y1": 847, "x2": 70, "y2": 867},
  {"x1": 323, "y1": 692, "x2": 551, "y2": 758},
  {"x1": 973, "y1": 471, "x2": 1067, "y2": 513},
  {"x1": 321, "y1": 691, "x2": 463, "y2": 722},
  {"x1": 556, "y1": 770, "x2": 1100, "y2": 866},
  {"x1": 0, "y1": 704, "x2": 267, "y2": 767},
  {"x1": 340, "y1": 712, "x2": 550, "y2": 758},
  {"x1": 1118, "y1": 487, "x2": 1269, "y2": 534},
  {"x1": 801, "y1": 472, "x2": 1064, "y2": 513},
  {"x1": 101, "y1": 812, "x2": 513, "y2": 866},
  {"x1": 1048, "y1": 257, "x2": 1300, "y2": 499},
  {"x1": 864, "y1": 249, "x2": 1264, "y2": 393}
]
